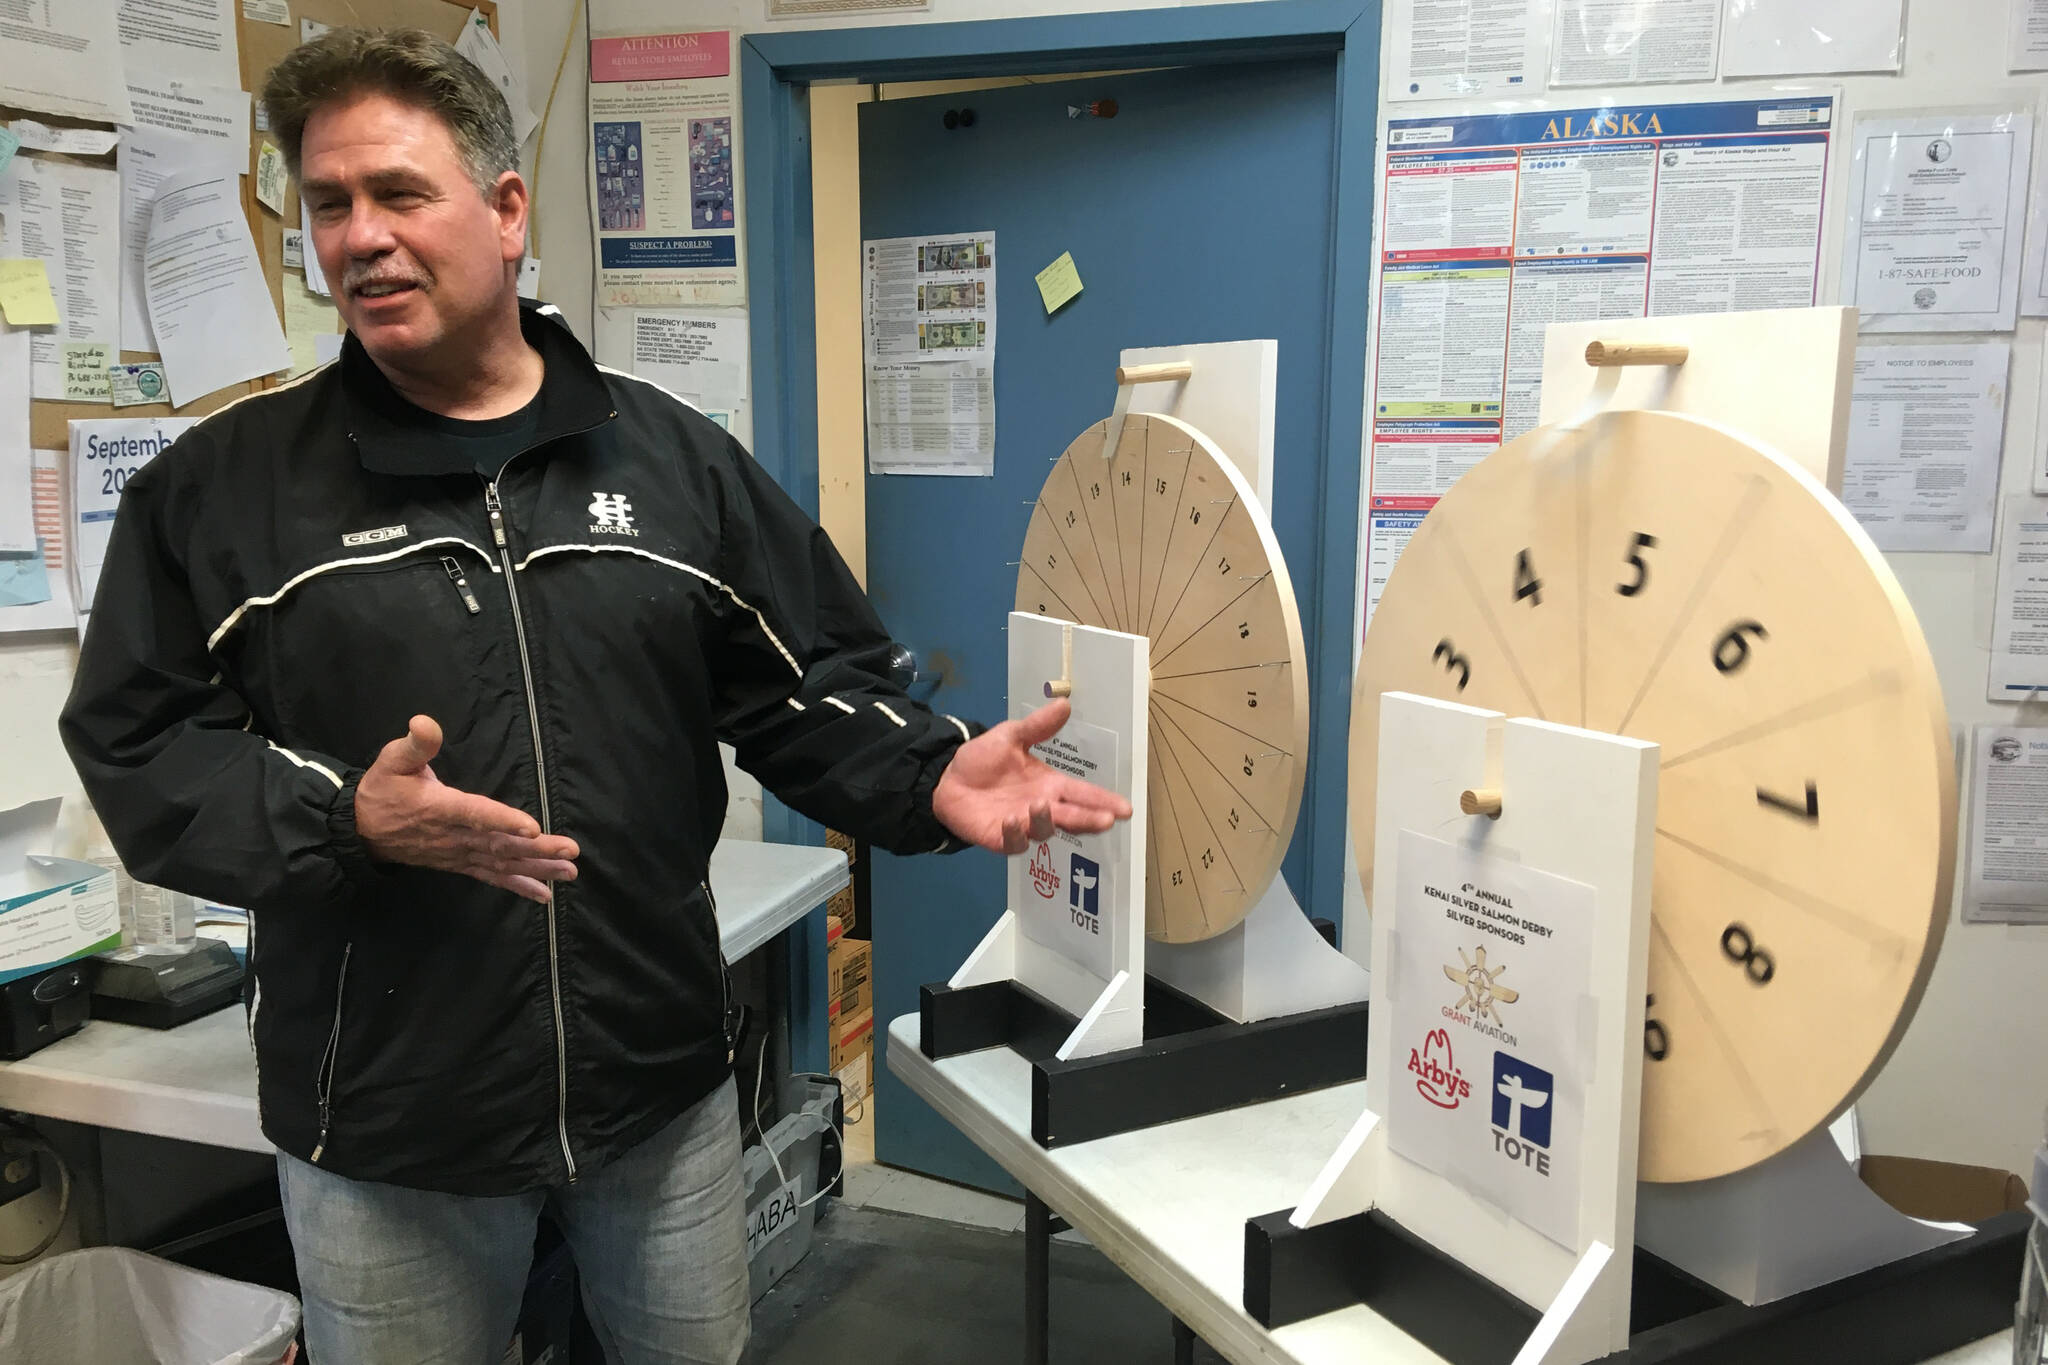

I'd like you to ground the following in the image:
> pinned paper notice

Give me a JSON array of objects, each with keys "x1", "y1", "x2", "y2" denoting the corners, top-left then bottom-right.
[
  {"x1": 0, "y1": 259, "x2": 59, "y2": 326},
  {"x1": 1035, "y1": 251, "x2": 1083, "y2": 314},
  {"x1": 61, "y1": 343, "x2": 112, "y2": 401},
  {"x1": 109, "y1": 362, "x2": 168, "y2": 407},
  {"x1": 244, "y1": 1, "x2": 290, "y2": 25},
  {"x1": 255, "y1": 142, "x2": 286, "y2": 214},
  {"x1": 282, "y1": 228, "x2": 303, "y2": 271}
]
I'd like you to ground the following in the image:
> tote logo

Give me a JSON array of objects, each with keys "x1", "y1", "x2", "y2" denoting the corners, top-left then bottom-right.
[
  {"x1": 1069, "y1": 854, "x2": 1100, "y2": 918},
  {"x1": 1491, "y1": 1051, "x2": 1554, "y2": 1175},
  {"x1": 588, "y1": 491, "x2": 639, "y2": 536}
]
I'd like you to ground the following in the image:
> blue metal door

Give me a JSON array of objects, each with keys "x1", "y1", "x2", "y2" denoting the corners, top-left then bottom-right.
[{"x1": 859, "y1": 60, "x2": 1345, "y2": 1188}]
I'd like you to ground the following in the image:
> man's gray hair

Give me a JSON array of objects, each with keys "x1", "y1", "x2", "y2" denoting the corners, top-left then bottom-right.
[{"x1": 261, "y1": 27, "x2": 519, "y2": 195}]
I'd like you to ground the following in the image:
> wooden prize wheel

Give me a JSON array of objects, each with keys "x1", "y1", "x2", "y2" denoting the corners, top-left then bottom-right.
[
  {"x1": 1351, "y1": 406, "x2": 1956, "y2": 1184},
  {"x1": 1016, "y1": 411, "x2": 1309, "y2": 944}
]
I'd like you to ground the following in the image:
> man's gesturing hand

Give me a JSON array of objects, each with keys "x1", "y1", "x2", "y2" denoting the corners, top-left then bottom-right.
[
  {"x1": 931, "y1": 699, "x2": 1135, "y2": 855},
  {"x1": 354, "y1": 716, "x2": 579, "y2": 903}
]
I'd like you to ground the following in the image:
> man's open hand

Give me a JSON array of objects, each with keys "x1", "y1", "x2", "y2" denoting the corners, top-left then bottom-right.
[
  {"x1": 354, "y1": 715, "x2": 578, "y2": 903},
  {"x1": 932, "y1": 699, "x2": 1135, "y2": 855}
]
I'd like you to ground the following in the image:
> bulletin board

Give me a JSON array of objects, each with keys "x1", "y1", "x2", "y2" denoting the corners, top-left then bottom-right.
[{"x1": 13, "y1": 0, "x2": 495, "y2": 451}]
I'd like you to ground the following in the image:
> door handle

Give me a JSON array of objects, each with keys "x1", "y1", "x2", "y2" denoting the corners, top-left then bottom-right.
[{"x1": 887, "y1": 644, "x2": 942, "y2": 704}]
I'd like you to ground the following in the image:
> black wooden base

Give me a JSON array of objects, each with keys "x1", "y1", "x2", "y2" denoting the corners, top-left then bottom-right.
[
  {"x1": 1243, "y1": 1203, "x2": 2030, "y2": 1365},
  {"x1": 919, "y1": 976, "x2": 1368, "y2": 1149}
]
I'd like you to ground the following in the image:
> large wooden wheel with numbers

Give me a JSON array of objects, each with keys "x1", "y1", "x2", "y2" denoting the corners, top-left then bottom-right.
[
  {"x1": 1351, "y1": 408, "x2": 1956, "y2": 1184},
  {"x1": 1016, "y1": 411, "x2": 1309, "y2": 944}
]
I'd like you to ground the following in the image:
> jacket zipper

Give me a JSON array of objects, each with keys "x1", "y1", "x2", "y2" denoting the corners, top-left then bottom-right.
[
  {"x1": 310, "y1": 943, "x2": 353, "y2": 1163},
  {"x1": 486, "y1": 478, "x2": 578, "y2": 1182},
  {"x1": 441, "y1": 556, "x2": 482, "y2": 614}
]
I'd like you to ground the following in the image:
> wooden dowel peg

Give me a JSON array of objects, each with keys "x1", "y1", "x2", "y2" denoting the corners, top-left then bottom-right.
[
  {"x1": 1115, "y1": 361, "x2": 1194, "y2": 387},
  {"x1": 1043, "y1": 622, "x2": 1075, "y2": 699},
  {"x1": 1583, "y1": 340, "x2": 1689, "y2": 368},
  {"x1": 1460, "y1": 788, "x2": 1503, "y2": 819}
]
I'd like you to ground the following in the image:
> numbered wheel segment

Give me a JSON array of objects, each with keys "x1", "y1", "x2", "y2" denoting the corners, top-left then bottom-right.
[
  {"x1": 1017, "y1": 412, "x2": 1309, "y2": 944},
  {"x1": 1352, "y1": 408, "x2": 1955, "y2": 1184}
]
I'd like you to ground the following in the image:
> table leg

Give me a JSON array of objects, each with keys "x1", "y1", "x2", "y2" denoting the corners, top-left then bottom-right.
[
  {"x1": 1171, "y1": 1316, "x2": 1196, "y2": 1365},
  {"x1": 1025, "y1": 1191, "x2": 1050, "y2": 1365}
]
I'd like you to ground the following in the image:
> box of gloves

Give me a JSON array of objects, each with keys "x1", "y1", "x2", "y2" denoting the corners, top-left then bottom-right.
[{"x1": 2, "y1": 799, "x2": 122, "y2": 985}]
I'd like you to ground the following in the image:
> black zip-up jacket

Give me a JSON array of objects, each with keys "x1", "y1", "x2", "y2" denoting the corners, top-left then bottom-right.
[{"x1": 59, "y1": 302, "x2": 973, "y2": 1195}]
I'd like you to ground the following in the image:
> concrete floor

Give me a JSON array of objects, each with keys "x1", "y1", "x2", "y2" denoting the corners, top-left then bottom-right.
[{"x1": 743, "y1": 1202, "x2": 1227, "y2": 1365}]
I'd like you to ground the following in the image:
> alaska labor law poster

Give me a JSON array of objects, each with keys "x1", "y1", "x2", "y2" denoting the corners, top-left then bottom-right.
[
  {"x1": 588, "y1": 31, "x2": 745, "y2": 307},
  {"x1": 1385, "y1": 829, "x2": 1597, "y2": 1250}
]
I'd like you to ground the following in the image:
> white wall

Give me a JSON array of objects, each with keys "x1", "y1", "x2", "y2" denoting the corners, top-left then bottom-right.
[{"x1": 525, "y1": 0, "x2": 2048, "y2": 1174}]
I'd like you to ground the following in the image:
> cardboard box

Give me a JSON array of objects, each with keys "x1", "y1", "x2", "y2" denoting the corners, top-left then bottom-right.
[
  {"x1": 828, "y1": 935, "x2": 871, "y2": 1025},
  {"x1": 825, "y1": 828, "x2": 858, "y2": 866},
  {"x1": 1859, "y1": 1155, "x2": 2028, "y2": 1222},
  {"x1": 830, "y1": 1006, "x2": 874, "y2": 1104},
  {"x1": 1, "y1": 800, "x2": 121, "y2": 986},
  {"x1": 826, "y1": 883, "x2": 857, "y2": 936}
]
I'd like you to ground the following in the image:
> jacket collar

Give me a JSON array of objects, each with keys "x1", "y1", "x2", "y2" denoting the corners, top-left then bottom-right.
[{"x1": 338, "y1": 299, "x2": 617, "y2": 476}]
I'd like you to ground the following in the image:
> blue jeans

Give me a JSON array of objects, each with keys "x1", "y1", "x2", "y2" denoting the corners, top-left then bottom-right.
[{"x1": 277, "y1": 1077, "x2": 750, "y2": 1365}]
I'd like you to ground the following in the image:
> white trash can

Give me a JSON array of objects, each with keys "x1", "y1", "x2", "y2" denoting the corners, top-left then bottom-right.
[{"x1": 0, "y1": 1246, "x2": 299, "y2": 1365}]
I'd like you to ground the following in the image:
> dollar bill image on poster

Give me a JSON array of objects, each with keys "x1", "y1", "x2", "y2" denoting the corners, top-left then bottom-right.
[
  {"x1": 588, "y1": 31, "x2": 746, "y2": 307},
  {"x1": 1385, "y1": 829, "x2": 1596, "y2": 1251},
  {"x1": 1008, "y1": 714, "x2": 1123, "y2": 982},
  {"x1": 1359, "y1": 92, "x2": 1836, "y2": 627}
]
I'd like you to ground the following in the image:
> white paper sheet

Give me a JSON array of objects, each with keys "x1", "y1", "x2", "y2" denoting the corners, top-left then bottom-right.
[
  {"x1": 116, "y1": 0, "x2": 240, "y2": 89},
  {"x1": 0, "y1": 2, "x2": 134, "y2": 124},
  {"x1": 865, "y1": 361, "x2": 995, "y2": 477},
  {"x1": 143, "y1": 171, "x2": 289, "y2": 406},
  {"x1": 455, "y1": 9, "x2": 537, "y2": 146},
  {"x1": 2013, "y1": 0, "x2": 2048, "y2": 71},
  {"x1": 280, "y1": 273, "x2": 339, "y2": 378},
  {"x1": 2023, "y1": 154, "x2": 2048, "y2": 318},
  {"x1": 1551, "y1": 0, "x2": 1722, "y2": 86},
  {"x1": 1839, "y1": 343, "x2": 2009, "y2": 553},
  {"x1": 1965, "y1": 726, "x2": 2048, "y2": 924},
  {"x1": 71, "y1": 419, "x2": 195, "y2": 609},
  {"x1": 587, "y1": 30, "x2": 747, "y2": 307},
  {"x1": 1988, "y1": 496, "x2": 2048, "y2": 701},
  {"x1": 1840, "y1": 108, "x2": 2033, "y2": 333},
  {"x1": 1385, "y1": 830, "x2": 1596, "y2": 1252},
  {"x1": 1718, "y1": 0, "x2": 1903, "y2": 77},
  {"x1": 630, "y1": 310, "x2": 752, "y2": 447},
  {"x1": 13, "y1": 157, "x2": 122, "y2": 399},
  {"x1": 5, "y1": 121, "x2": 121, "y2": 157},
  {"x1": 119, "y1": 124, "x2": 242, "y2": 354},
  {"x1": 300, "y1": 200, "x2": 330, "y2": 296},
  {"x1": 0, "y1": 449, "x2": 74, "y2": 633},
  {"x1": 862, "y1": 231, "x2": 997, "y2": 363},
  {"x1": 1387, "y1": 0, "x2": 1545, "y2": 102},
  {"x1": 0, "y1": 326, "x2": 33, "y2": 553},
  {"x1": 124, "y1": 78, "x2": 250, "y2": 160}
]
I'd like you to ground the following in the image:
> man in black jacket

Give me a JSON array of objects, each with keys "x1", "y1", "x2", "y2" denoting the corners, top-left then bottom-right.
[{"x1": 60, "y1": 27, "x2": 1128, "y2": 1365}]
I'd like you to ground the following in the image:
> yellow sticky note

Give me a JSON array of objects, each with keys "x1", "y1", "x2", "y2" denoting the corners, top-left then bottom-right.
[
  {"x1": 0, "y1": 258, "x2": 59, "y2": 327},
  {"x1": 1035, "y1": 251, "x2": 1083, "y2": 314},
  {"x1": 62, "y1": 343, "x2": 113, "y2": 401}
]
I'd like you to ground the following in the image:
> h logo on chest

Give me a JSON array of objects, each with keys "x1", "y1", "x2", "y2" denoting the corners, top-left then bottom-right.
[{"x1": 588, "y1": 491, "x2": 639, "y2": 536}]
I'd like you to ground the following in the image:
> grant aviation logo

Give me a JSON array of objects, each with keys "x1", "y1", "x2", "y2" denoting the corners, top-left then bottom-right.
[
  {"x1": 1408, "y1": 1028, "x2": 1470, "y2": 1109},
  {"x1": 1444, "y1": 945, "x2": 1520, "y2": 1026}
]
